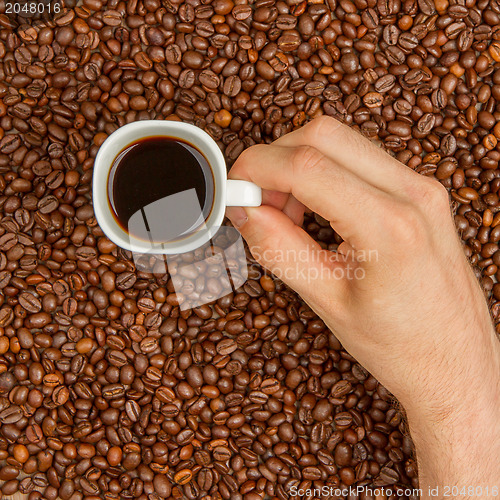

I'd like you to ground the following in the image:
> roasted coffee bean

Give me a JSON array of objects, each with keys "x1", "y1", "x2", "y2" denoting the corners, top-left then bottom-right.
[
  {"x1": 0, "y1": 0, "x2": 497, "y2": 496},
  {"x1": 0, "y1": 405, "x2": 23, "y2": 424},
  {"x1": 375, "y1": 74, "x2": 396, "y2": 93}
]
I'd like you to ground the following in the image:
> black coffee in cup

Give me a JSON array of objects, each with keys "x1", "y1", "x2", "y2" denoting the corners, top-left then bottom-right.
[{"x1": 107, "y1": 136, "x2": 215, "y2": 243}]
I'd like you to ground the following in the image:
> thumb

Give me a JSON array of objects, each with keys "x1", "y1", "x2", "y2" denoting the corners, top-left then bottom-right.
[{"x1": 226, "y1": 205, "x2": 346, "y2": 303}]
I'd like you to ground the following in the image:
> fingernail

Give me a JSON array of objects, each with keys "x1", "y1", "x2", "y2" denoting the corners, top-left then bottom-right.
[{"x1": 226, "y1": 207, "x2": 248, "y2": 229}]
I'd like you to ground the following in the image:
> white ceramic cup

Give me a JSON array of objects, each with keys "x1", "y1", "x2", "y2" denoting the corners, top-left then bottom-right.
[{"x1": 93, "y1": 121, "x2": 261, "y2": 254}]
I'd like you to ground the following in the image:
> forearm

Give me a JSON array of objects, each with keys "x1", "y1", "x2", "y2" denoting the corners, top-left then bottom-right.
[
  {"x1": 411, "y1": 413, "x2": 500, "y2": 498},
  {"x1": 406, "y1": 337, "x2": 500, "y2": 499}
]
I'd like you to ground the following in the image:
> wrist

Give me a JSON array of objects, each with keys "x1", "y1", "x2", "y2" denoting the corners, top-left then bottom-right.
[
  {"x1": 404, "y1": 335, "x2": 500, "y2": 487},
  {"x1": 408, "y1": 394, "x2": 500, "y2": 489},
  {"x1": 397, "y1": 322, "x2": 500, "y2": 419}
]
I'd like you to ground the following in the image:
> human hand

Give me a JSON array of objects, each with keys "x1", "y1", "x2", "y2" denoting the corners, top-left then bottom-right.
[{"x1": 226, "y1": 116, "x2": 500, "y2": 490}]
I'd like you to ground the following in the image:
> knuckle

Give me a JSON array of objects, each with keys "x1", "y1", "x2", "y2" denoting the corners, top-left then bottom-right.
[
  {"x1": 303, "y1": 115, "x2": 342, "y2": 143},
  {"x1": 356, "y1": 130, "x2": 380, "y2": 156},
  {"x1": 385, "y1": 203, "x2": 426, "y2": 247},
  {"x1": 424, "y1": 179, "x2": 450, "y2": 212},
  {"x1": 408, "y1": 177, "x2": 451, "y2": 213},
  {"x1": 291, "y1": 145, "x2": 327, "y2": 177}
]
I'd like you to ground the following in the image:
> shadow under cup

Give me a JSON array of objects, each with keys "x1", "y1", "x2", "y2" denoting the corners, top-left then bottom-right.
[{"x1": 107, "y1": 135, "x2": 216, "y2": 246}]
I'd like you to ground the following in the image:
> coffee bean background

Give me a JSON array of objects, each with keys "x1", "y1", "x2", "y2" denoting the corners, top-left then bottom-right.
[{"x1": 0, "y1": 0, "x2": 500, "y2": 497}]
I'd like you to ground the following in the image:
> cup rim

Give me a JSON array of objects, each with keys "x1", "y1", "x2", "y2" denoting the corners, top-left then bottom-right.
[{"x1": 92, "y1": 121, "x2": 227, "y2": 254}]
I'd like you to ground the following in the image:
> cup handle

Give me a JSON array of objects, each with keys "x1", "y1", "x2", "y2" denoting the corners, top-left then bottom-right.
[{"x1": 226, "y1": 180, "x2": 262, "y2": 207}]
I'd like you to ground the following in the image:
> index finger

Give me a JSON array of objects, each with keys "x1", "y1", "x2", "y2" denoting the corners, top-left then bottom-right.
[
  {"x1": 229, "y1": 143, "x2": 390, "y2": 250},
  {"x1": 274, "y1": 116, "x2": 417, "y2": 194}
]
